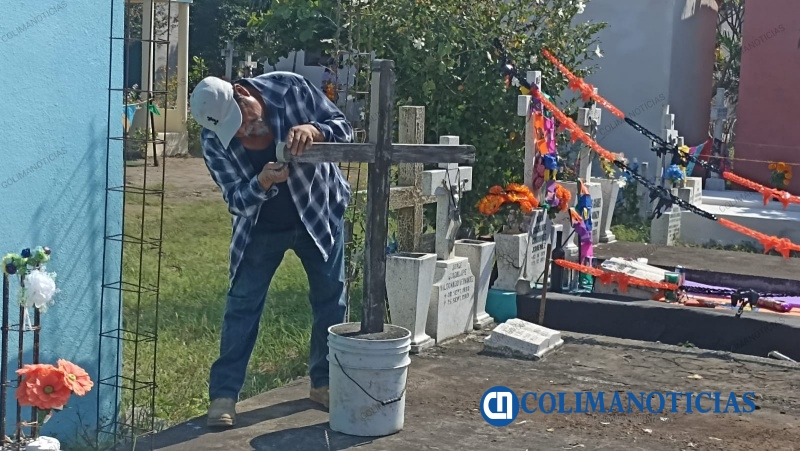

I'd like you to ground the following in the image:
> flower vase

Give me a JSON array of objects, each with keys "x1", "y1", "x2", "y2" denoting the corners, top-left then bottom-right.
[
  {"x1": 491, "y1": 231, "x2": 529, "y2": 292},
  {"x1": 454, "y1": 239, "x2": 496, "y2": 329},
  {"x1": 598, "y1": 179, "x2": 623, "y2": 243},
  {"x1": 385, "y1": 252, "x2": 437, "y2": 353}
]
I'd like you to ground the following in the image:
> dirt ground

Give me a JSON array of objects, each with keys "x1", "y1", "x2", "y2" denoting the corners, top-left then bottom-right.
[
  {"x1": 124, "y1": 157, "x2": 367, "y2": 202},
  {"x1": 147, "y1": 329, "x2": 800, "y2": 451}
]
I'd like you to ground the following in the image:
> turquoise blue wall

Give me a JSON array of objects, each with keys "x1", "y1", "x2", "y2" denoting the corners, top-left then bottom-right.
[{"x1": 0, "y1": 0, "x2": 124, "y2": 445}]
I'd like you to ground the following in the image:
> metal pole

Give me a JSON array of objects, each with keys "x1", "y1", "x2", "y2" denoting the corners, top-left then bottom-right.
[
  {"x1": 1, "y1": 274, "x2": 8, "y2": 436},
  {"x1": 538, "y1": 239, "x2": 553, "y2": 326}
]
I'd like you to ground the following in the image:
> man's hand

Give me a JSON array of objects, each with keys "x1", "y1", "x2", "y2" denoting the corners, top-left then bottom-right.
[
  {"x1": 286, "y1": 124, "x2": 323, "y2": 157},
  {"x1": 258, "y1": 162, "x2": 289, "y2": 190}
]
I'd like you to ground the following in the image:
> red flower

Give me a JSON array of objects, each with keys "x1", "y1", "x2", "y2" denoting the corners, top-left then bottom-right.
[
  {"x1": 15, "y1": 364, "x2": 72, "y2": 410},
  {"x1": 58, "y1": 359, "x2": 93, "y2": 396}
]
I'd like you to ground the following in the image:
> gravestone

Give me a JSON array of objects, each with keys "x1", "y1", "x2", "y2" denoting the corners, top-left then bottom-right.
[
  {"x1": 483, "y1": 318, "x2": 563, "y2": 360},
  {"x1": 426, "y1": 258, "x2": 475, "y2": 344},
  {"x1": 454, "y1": 239, "x2": 495, "y2": 330},
  {"x1": 678, "y1": 176, "x2": 703, "y2": 207},
  {"x1": 593, "y1": 257, "x2": 672, "y2": 300},
  {"x1": 526, "y1": 209, "x2": 550, "y2": 283},
  {"x1": 650, "y1": 205, "x2": 681, "y2": 246},
  {"x1": 421, "y1": 138, "x2": 477, "y2": 343}
]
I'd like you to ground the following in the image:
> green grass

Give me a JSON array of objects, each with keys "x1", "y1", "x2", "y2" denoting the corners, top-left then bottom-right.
[
  {"x1": 119, "y1": 196, "x2": 363, "y2": 426},
  {"x1": 610, "y1": 222, "x2": 651, "y2": 243}
]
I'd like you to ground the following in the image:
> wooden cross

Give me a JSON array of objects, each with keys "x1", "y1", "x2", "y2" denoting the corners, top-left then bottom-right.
[
  {"x1": 389, "y1": 106, "x2": 436, "y2": 252},
  {"x1": 221, "y1": 41, "x2": 238, "y2": 81},
  {"x1": 276, "y1": 60, "x2": 476, "y2": 334}
]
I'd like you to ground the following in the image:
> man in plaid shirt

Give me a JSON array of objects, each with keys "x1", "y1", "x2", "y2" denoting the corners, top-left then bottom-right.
[{"x1": 189, "y1": 72, "x2": 352, "y2": 427}]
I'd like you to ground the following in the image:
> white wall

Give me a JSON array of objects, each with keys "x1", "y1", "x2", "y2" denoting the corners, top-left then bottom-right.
[{"x1": 570, "y1": 0, "x2": 718, "y2": 172}]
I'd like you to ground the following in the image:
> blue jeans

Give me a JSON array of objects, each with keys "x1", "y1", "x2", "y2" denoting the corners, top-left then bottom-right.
[{"x1": 208, "y1": 224, "x2": 347, "y2": 401}]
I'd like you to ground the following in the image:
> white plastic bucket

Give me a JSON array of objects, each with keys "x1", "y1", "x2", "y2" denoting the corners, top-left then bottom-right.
[{"x1": 327, "y1": 322, "x2": 411, "y2": 437}]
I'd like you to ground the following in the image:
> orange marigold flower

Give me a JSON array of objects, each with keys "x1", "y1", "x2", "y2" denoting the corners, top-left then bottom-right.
[
  {"x1": 478, "y1": 195, "x2": 505, "y2": 215},
  {"x1": 489, "y1": 185, "x2": 504, "y2": 195},
  {"x1": 555, "y1": 184, "x2": 571, "y2": 212},
  {"x1": 15, "y1": 364, "x2": 72, "y2": 410},
  {"x1": 505, "y1": 183, "x2": 530, "y2": 195},
  {"x1": 776, "y1": 162, "x2": 787, "y2": 172},
  {"x1": 58, "y1": 359, "x2": 93, "y2": 396},
  {"x1": 519, "y1": 200, "x2": 534, "y2": 213},
  {"x1": 769, "y1": 163, "x2": 777, "y2": 170},
  {"x1": 505, "y1": 192, "x2": 525, "y2": 203}
]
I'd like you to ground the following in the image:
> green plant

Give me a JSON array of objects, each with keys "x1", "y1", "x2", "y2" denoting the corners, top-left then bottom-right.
[
  {"x1": 768, "y1": 162, "x2": 792, "y2": 189},
  {"x1": 186, "y1": 115, "x2": 203, "y2": 157},
  {"x1": 247, "y1": 0, "x2": 604, "y2": 237}
]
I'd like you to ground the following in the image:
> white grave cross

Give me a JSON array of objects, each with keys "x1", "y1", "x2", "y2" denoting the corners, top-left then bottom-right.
[
  {"x1": 518, "y1": 70, "x2": 542, "y2": 191},
  {"x1": 422, "y1": 135, "x2": 473, "y2": 260},
  {"x1": 239, "y1": 51, "x2": 257, "y2": 78},
  {"x1": 711, "y1": 88, "x2": 728, "y2": 142},
  {"x1": 657, "y1": 105, "x2": 678, "y2": 184},
  {"x1": 576, "y1": 88, "x2": 602, "y2": 181},
  {"x1": 221, "y1": 41, "x2": 238, "y2": 81}
]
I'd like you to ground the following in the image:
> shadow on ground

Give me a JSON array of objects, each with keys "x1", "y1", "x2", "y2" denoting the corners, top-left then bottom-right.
[
  {"x1": 250, "y1": 423, "x2": 375, "y2": 450},
  {"x1": 146, "y1": 399, "x2": 364, "y2": 449}
]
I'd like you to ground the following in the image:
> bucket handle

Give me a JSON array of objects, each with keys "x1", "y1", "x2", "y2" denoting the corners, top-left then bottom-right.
[{"x1": 334, "y1": 354, "x2": 406, "y2": 406}]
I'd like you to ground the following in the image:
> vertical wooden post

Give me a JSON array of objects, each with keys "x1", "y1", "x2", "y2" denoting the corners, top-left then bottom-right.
[
  {"x1": 361, "y1": 60, "x2": 395, "y2": 335},
  {"x1": 396, "y1": 106, "x2": 425, "y2": 252}
]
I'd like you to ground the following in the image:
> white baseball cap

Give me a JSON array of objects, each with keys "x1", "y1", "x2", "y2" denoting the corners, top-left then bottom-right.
[{"x1": 189, "y1": 76, "x2": 243, "y2": 148}]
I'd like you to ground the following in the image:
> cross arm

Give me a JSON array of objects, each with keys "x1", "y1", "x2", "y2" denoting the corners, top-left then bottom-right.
[{"x1": 275, "y1": 142, "x2": 476, "y2": 165}]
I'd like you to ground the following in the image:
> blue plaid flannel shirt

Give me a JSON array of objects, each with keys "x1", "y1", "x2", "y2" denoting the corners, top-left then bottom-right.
[{"x1": 200, "y1": 72, "x2": 353, "y2": 284}]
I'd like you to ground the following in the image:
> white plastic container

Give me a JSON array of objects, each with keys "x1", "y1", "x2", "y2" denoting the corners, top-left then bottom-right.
[{"x1": 327, "y1": 322, "x2": 411, "y2": 437}]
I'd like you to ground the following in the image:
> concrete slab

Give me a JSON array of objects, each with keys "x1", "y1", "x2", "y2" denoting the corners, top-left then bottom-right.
[
  {"x1": 144, "y1": 329, "x2": 800, "y2": 451},
  {"x1": 516, "y1": 291, "x2": 800, "y2": 361},
  {"x1": 593, "y1": 241, "x2": 800, "y2": 291}
]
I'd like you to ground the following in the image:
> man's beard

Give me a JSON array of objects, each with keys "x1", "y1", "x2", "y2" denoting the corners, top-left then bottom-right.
[{"x1": 243, "y1": 117, "x2": 270, "y2": 137}]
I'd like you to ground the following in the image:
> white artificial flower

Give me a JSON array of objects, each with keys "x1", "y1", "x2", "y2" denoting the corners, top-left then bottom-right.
[
  {"x1": 412, "y1": 37, "x2": 425, "y2": 50},
  {"x1": 24, "y1": 269, "x2": 59, "y2": 311},
  {"x1": 594, "y1": 44, "x2": 603, "y2": 58},
  {"x1": 575, "y1": 1, "x2": 586, "y2": 14}
]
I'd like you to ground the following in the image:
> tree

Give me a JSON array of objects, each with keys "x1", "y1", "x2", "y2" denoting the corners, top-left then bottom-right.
[
  {"x1": 247, "y1": 0, "x2": 605, "y2": 236},
  {"x1": 713, "y1": 0, "x2": 744, "y2": 142}
]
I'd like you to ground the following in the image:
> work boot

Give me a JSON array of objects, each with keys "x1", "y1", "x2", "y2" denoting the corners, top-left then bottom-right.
[
  {"x1": 309, "y1": 385, "x2": 329, "y2": 409},
  {"x1": 207, "y1": 398, "x2": 236, "y2": 427}
]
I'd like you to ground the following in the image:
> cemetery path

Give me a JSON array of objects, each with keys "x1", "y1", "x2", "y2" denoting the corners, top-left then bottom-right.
[
  {"x1": 147, "y1": 329, "x2": 800, "y2": 451},
  {"x1": 125, "y1": 157, "x2": 369, "y2": 202}
]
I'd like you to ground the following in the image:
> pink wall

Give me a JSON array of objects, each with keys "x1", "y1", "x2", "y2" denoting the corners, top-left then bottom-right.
[{"x1": 734, "y1": 0, "x2": 800, "y2": 191}]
